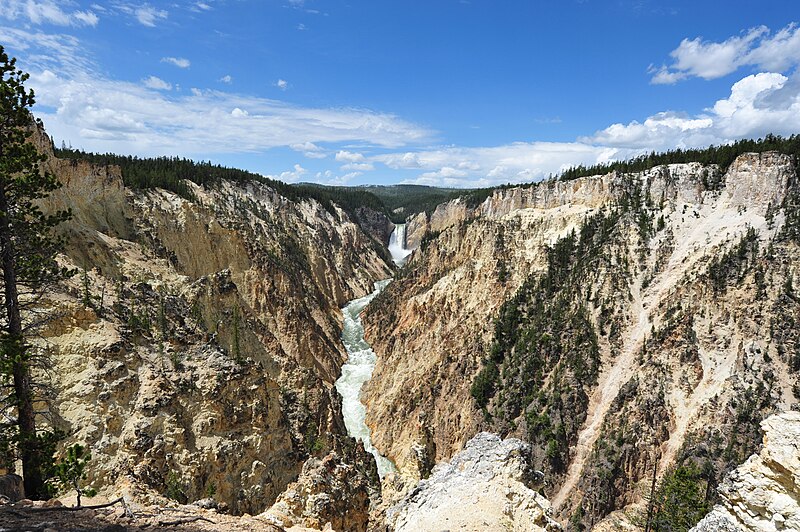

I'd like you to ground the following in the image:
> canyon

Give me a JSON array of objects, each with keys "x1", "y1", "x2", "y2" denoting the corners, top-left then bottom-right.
[{"x1": 3, "y1": 125, "x2": 799, "y2": 531}]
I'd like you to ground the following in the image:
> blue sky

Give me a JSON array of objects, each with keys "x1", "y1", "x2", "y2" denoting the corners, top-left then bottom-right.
[{"x1": 1, "y1": 1, "x2": 799, "y2": 187}]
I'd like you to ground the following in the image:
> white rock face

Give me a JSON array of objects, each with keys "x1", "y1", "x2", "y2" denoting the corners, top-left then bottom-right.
[
  {"x1": 386, "y1": 432, "x2": 561, "y2": 531},
  {"x1": 692, "y1": 412, "x2": 800, "y2": 532}
]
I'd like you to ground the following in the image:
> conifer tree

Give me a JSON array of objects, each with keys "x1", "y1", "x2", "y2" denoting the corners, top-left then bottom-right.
[{"x1": 0, "y1": 46, "x2": 72, "y2": 499}]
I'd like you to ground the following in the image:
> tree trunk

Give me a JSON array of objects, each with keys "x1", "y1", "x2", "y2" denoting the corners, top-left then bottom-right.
[{"x1": 0, "y1": 185, "x2": 44, "y2": 499}]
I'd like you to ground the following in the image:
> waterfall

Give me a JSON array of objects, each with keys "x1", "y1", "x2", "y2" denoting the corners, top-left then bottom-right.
[
  {"x1": 388, "y1": 224, "x2": 412, "y2": 265},
  {"x1": 334, "y1": 279, "x2": 397, "y2": 479}
]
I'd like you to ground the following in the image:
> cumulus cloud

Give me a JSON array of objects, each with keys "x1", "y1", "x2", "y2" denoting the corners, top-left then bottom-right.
[
  {"x1": 161, "y1": 56, "x2": 190, "y2": 68},
  {"x1": 588, "y1": 72, "x2": 799, "y2": 151},
  {"x1": 265, "y1": 163, "x2": 306, "y2": 183},
  {"x1": 341, "y1": 162, "x2": 374, "y2": 171},
  {"x1": 334, "y1": 150, "x2": 373, "y2": 170},
  {"x1": 374, "y1": 142, "x2": 620, "y2": 187},
  {"x1": 291, "y1": 141, "x2": 327, "y2": 158},
  {"x1": 309, "y1": 170, "x2": 362, "y2": 186},
  {"x1": 652, "y1": 23, "x2": 800, "y2": 84},
  {"x1": 0, "y1": 0, "x2": 100, "y2": 27},
  {"x1": 219, "y1": 74, "x2": 232, "y2": 84},
  {"x1": 276, "y1": 79, "x2": 289, "y2": 90},
  {"x1": 142, "y1": 75, "x2": 171, "y2": 90},
  {"x1": 335, "y1": 150, "x2": 366, "y2": 163}
]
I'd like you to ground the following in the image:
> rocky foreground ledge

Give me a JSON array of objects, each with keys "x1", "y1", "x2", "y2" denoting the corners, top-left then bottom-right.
[
  {"x1": 385, "y1": 432, "x2": 562, "y2": 531},
  {"x1": 691, "y1": 411, "x2": 800, "y2": 532}
]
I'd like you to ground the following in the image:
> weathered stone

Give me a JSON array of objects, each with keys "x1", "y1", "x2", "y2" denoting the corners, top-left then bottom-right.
[
  {"x1": 692, "y1": 412, "x2": 800, "y2": 532},
  {"x1": 0, "y1": 474, "x2": 24, "y2": 502},
  {"x1": 385, "y1": 433, "x2": 560, "y2": 531}
]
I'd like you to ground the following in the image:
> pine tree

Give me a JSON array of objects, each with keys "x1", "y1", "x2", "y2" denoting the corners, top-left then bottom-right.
[{"x1": 0, "y1": 46, "x2": 72, "y2": 499}]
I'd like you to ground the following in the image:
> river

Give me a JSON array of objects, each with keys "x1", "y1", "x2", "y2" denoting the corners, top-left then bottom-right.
[
  {"x1": 334, "y1": 224, "x2": 412, "y2": 478},
  {"x1": 334, "y1": 278, "x2": 396, "y2": 478}
]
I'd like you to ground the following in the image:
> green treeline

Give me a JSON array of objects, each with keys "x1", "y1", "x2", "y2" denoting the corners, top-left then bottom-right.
[
  {"x1": 52, "y1": 148, "x2": 466, "y2": 223},
  {"x1": 365, "y1": 184, "x2": 464, "y2": 223},
  {"x1": 558, "y1": 134, "x2": 800, "y2": 182},
  {"x1": 56, "y1": 133, "x2": 800, "y2": 225},
  {"x1": 53, "y1": 147, "x2": 391, "y2": 220},
  {"x1": 458, "y1": 134, "x2": 800, "y2": 207}
]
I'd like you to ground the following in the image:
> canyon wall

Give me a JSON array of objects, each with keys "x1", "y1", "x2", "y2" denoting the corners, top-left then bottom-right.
[
  {"x1": 27, "y1": 129, "x2": 392, "y2": 522},
  {"x1": 363, "y1": 154, "x2": 800, "y2": 528}
]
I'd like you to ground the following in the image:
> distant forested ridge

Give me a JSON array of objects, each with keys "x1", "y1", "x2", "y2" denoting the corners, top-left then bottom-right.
[{"x1": 301, "y1": 184, "x2": 466, "y2": 223}]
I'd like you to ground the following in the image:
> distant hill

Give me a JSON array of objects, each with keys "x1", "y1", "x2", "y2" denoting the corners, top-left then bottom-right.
[{"x1": 298, "y1": 183, "x2": 467, "y2": 223}]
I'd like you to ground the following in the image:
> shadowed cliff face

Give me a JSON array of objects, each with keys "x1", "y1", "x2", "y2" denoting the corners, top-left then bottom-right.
[
  {"x1": 362, "y1": 153, "x2": 800, "y2": 527},
  {"x1": 27, "y1": 129, "x2": 392, "y2": 520}
]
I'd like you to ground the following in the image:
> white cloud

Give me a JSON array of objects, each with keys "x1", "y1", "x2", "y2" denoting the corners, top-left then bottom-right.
[
  {"x1": 587, "y1": 112, "x2": 715, "y2": 149},
  {"x1": 419, "y1": 166, "x2": 468, "y2": 180},
  {"x1": 73, "y1": 10, "x2": 99, "y2": 26},
  {"x1": 194, "y1": 2, "x2": 212, "y2": 11},
  {"x1": 133, "y1": 4, "x2": 167, "y2": 27},
  {"x1": 265, "y1": 163, "x2": 306, "y2": 183},
  {"x1": 652, "y1": 23, "x2": 800, "y2": 84},
  {"x1": 375, "y1": 142, "x2": 620, "y2": 187},
  {"x1": 341, "y1": 162, "x2": 374, "y2": 171},
  {"x1": 142, "y1": 75, "x2": 171, "y2": 90},
  {"x1": 24, "y1": 63, "x2": 431, "y2": 157},
  {"x1": 276, "y1": 79, "x2": 289, "y2": 90},
  {"x1": 291, "y1": 141, "x2": 327, "y2": 158},
  {"x1": 297, "y1": 23, "x2": 306, "y2": 31},
  {"x1": 219, "y1": 75, "x2": 232, "y2": 84},
  {"x1": 161, "y1": 56, "x2": 190, "y2": 68},
  {"x1": 0, "y1": 0, "x2": 100, "y2": 27},
  {"x1": 309, "y1": 170, "x2": 362, "y2": 186},
  {"x1": 588, "y1": 72, "x2": 799, "y2": 151},
  {"x1": 110, "y1": 2, "x2": 167, "y2": 27},
  {"x1": 335, "y1": 150, "x2": 366, "y2": 163},
  {"x1": 0, "y1": 26, "x2": 90, "y2": 73}
]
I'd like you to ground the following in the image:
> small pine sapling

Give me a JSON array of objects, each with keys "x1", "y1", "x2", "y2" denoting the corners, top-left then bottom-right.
[{"x1": 50, "y1": 443, "x2": 97, "y2": 507}]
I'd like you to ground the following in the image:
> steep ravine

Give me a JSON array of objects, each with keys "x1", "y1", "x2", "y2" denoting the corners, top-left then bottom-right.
[{"x1": 28, "y1": 124, "x2": 394, "y2": 521}]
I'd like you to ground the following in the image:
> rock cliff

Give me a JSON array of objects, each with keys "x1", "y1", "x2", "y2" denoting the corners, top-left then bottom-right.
[
  {"x1": 385, "y1": 432, "x2": 561, "y2": 532},
  {"x1": 691, "y1": 411, "x2": 800, "y2": 532},
  {"x1": 362, "y1": 153, "x2": 800, "y2": 528},
  {"x1": 24, "y1": 128, "x2": 393, "y2": 521}
]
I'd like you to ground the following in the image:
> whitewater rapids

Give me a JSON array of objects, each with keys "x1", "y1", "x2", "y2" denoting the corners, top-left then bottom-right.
[{"x1": 334, "y1": 279, "x2": 397, "y2": 478}]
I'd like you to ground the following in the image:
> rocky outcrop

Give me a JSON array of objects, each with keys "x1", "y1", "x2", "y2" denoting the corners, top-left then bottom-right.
[
  {"x1": 403, "y1": 212, "x2": 427, "y2": 250},
  {"x1": 385, "y1": 432, "x2": 561, "y2": 531},
  {"x1": 260, "y1": 441, "x2": 378, "y2": 532},
  {"x1": 363, "y1": 153, "x2": 800, "y2": 527},
  {"x1": 23, "y1": 126, "x2": 392, "y2": 517},
  {"x1": 354, "y1": 206, "x2": 395, "y2": 246},
  {"x1": 691, "y1": 412, "x2": 800, "y2": 532}
]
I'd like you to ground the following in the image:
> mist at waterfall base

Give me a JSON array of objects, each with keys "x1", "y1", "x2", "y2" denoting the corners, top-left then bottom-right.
[
  {"x1": 335, "y1": 279, "x2": 397, "y2": 479},
  {"x1": 388, "y1": 224, "x2": 412, "y2": 265}
]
